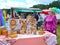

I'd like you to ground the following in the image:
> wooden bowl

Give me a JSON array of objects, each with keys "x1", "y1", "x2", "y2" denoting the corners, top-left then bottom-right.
[
  {"x1": 9, "y1": 34, "x2": 17, "y2": 38},
  {"x1": 9, "y1": 32, "x2": 17, "y2": 38},
  {"x1": 39, "y1": 31, "x2": 45, "y2": 35},
  {"x1": 37, "y1": 30, "x2": 45, "y2": 35}
]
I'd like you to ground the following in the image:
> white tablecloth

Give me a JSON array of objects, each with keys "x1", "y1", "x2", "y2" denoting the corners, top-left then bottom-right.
[
  {"x1": 0, "y1": 31, "x2": 57, "y2": 45},
  {"x1": 7, "y1": 31, "x2": 57, "y2": 45}
]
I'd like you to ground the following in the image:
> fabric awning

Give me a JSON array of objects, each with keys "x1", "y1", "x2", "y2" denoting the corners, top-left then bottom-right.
[
  {"x1": 14, "y1": 9, "x2": 34, "y2": 12},
  {"x1": 13, "y1": 8, "x2": 42, "y2": 12}
]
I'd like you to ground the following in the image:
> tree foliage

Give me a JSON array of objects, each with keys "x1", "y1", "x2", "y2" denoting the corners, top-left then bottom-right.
[{"x1": 32, "y1": 1, "x2": 60, "y2": 9}]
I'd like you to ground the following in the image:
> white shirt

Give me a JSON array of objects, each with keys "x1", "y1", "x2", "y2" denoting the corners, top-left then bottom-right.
[{"x1": 38, "y1": 15, "x2": 43, "y2": 22}]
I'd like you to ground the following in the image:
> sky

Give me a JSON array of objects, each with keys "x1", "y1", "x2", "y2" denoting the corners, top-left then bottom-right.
[{"x1": 0, "y1": 0, "x2": 57, "y2": 9}]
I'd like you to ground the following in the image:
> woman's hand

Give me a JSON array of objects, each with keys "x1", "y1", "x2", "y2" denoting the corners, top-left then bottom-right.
[{"x1": 53, "y1": 30, "x2": 56, "y2": 33}]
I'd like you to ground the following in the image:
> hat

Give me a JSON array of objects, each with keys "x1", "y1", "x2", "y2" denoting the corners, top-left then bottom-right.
[{"x1": 48, "y1": 8, "x2": 53, "y2": 12}]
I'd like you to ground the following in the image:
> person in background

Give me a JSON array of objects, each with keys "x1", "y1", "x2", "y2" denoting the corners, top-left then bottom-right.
[
  {"x1": 34, "y1": 12, "x2": 38, "y2": 21},
  {"x1": 37, "y1": 13, "x2": 43, "y2": 29},
  {"x1": 6, "y1": 14, "x2": 11, "y2": 20},
  {"x1": 15, "y1": 12, "x2": 19, "y2": 19},
  {"x1": 5, "y1": 17, "x2": 11, "y2": 34},
  {"x1": 44, "y1": 8, "x2": 57, "y2": 35},
  {"x1": 41, "y1": 14, "x2": 47, "y2": 24}
]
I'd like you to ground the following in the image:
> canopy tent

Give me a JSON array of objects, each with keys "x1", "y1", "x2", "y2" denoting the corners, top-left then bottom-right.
[
  {"x1": 35, "y1": 10, "x2": 42, "y2": 12},
  {"x1": 14, "y1": 9, "x2": 34, "y2": 12},
  {"x1": 13, "y1": 8, "x2": 42, "y2": 12},
  {"x1": 11, "y1": 8, "x2": 42, "y2": 18}
]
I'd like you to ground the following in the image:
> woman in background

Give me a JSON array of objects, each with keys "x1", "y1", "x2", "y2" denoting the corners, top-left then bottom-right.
[{"x1": 44, "y1": 8, "x2": 57, "y2": 35}]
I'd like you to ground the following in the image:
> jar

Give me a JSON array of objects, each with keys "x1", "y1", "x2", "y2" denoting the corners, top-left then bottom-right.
[
  {"x1": 2, "y1": 30, "x2": 8, "y2": 36},
  {"x1": 17, "y1": 30, "x2": 20, "y2": 34}
]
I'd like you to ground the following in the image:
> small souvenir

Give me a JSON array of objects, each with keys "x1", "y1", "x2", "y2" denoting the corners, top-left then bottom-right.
[
  {"x1": 20, "y1": 30, "x2": 25, "y2": 34},
  {"x1": 33, "y1": 30, "x2": 36, "y2": 34},
  {"x1": 10, "y1": 18, "x2": 17, "y2": 29},
  {"x1": 38, "y1": 25, "x2": 45, "y2": 35},
  {"x1": 0, "y1": 26, "x2": 6, "y2": 35},
  {"x1": 1, "y1": 30, "x2": 8, "y2": 36},
  {"x1": 26, "y1": 30, "x2": 32, "y2": 34},
  {"x1": 10, "y1": 18, "x2": 17, "y2": 34},
  {"x1": 17, "y1": 30, "x2": 20, "y2": 34},
  {"x1": 9, "y1": 31, "x2": 17, "y2": 38}
]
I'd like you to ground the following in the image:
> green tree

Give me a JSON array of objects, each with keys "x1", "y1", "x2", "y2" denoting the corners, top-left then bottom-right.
[
  {"x1": 51, "y1": 1, "x2": 60, "y2": 8},
  {"x1": 32, "y1": 1, "x2": 60, "y2": 9},
  {"x1": 32, "y1": 4, "x2": 48, "y2": 9}
]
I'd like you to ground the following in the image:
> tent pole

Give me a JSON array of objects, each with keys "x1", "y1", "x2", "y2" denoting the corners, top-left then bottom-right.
[{"x1": 11, "y1": 8, "x2": 14, "y2": 18}]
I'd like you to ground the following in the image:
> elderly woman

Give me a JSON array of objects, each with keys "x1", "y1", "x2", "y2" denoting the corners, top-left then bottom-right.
[{"x1": 44, "y1": 8, "x2": 57, "y2": 35}]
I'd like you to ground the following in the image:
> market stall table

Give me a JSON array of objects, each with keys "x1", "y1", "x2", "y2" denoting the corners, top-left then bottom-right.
[{"x1": 0, "y1": 31, "x2": 57, "y2": 45}]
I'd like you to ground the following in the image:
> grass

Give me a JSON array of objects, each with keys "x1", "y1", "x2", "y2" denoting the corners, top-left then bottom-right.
[{"x1": 57, "y1": 24, "x2": 60, "y2": 45}]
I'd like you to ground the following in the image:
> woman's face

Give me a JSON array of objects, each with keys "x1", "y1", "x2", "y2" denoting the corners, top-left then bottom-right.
[{"x1": 48, "y1": 11, "x2": 52, "y2": 15}]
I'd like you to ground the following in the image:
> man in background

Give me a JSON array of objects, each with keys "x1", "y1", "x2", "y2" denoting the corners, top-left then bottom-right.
[{"x1": 37, "y1": 13, "x2": 43, "y2": 29}]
